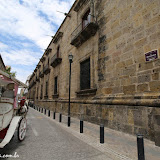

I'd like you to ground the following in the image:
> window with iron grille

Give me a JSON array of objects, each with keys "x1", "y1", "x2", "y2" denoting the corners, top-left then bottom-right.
[
  {"x1": 48, "y1": 58, "x2": 49, "y2": 66},
  {"x1": 46, "y1": 81, "x2": 48, "y2": 96},
  {"x1": 80, "y1": 58, "x2": 90, "y2": 90},
  {"x1": 41, "y1": 84, "x2": 43, "y2": 99},
  {"x1": 57, "y1": 46, "x2": 60, "y2": 58},
  {"x1": 54, "y1": 76, "x2": 58, "y2": 94},
  {"x1": 37, "y1": 86, "x2": 38, "y2": 99}
]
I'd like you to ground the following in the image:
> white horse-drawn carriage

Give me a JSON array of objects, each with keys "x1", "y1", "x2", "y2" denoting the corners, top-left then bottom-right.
[{"x1": 0, "y1": 69, "x2": 27, "y2": 148}]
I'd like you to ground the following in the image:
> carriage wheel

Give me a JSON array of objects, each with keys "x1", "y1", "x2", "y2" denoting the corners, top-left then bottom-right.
[{"x1": 18, "y1": 118, "x2": 27, "y2": 141}]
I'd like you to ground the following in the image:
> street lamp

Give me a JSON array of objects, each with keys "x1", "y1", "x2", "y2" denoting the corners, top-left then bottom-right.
[{"x1": 68, "y1": 53, "x2": 73, "y2": 127}]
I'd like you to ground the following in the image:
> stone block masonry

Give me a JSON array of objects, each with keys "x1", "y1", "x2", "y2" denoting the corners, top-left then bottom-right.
[{"x1": 29, "y1": 0, "x2": 160, "y2": 146}]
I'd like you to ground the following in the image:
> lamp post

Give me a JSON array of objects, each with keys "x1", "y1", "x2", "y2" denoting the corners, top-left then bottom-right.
[{"x1": 68, "y1": 54, "x2": 73, "y2": 127}]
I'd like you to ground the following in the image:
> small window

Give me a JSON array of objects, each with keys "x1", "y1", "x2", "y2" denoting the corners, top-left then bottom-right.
[
  {"x1": 37, "y1": 86, "x2": 38, "y2": 99},
  {"x1": 57, "y1": 46, "x2": 60, "y2": 58},
  {"x1": 54, "y1": 76, "x2": 58, "y2": 94},
  {"x1": 82, "y1": 9, "x2": 91, "y2": 29},
  {"x1": 43, "y1": 64, "x2": 44, "y2": 71},
  {"x1": 80, "y1": 58, "x2": 90, "y2": 90},
  {"x1": 48, "y1": 58, "x2": 50, "y2": 66},
  {"x1": 41, "y1": 85, "x2": 43, "y2": 99},
  {"x1": 46, "y1": 81, "x2": 48, "y2": 96}
]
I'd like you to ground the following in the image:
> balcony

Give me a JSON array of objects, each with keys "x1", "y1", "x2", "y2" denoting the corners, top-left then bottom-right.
[
  {"x1": 45, "y1": 48, "x2": 52, "y2": 55},
  {"x1": 37, "y1": 64, "x2": 41, "y2": 69},
  {"x1": 39, "y1": 71, "x2": 44, "y2": 78},
  {"x1": 40, "y1": 56, "x2": 46, "y2": 62},
  {"x1": 52, "y1": 94, "x2": 59, "y2": 99},
  {"x1": 71, "y1": 22, "x2": 98, "y2": 47},
  {"x1": 50, "y1": 52, "x2": 62, "y2": 68},
  {"x1": 30, "y1": 73, "x2": 35, "y2": 81},
  {"x1": 53, "y1": 32, "x2": 63, "y2": 43},
  {"x1": 36, "y1": 76, "x2": 40, "y2": 82},
  {"x1": 44, "y1": 95, "x2": 48, "y2": 99},
  {"x1": 29, "y1": 80, "x2": 36, "y2": 89},
  {"x1": 33, "y1": 80, "x2": 36, "y2": 85},
  {"x1": 43, "y1": 64, "x2": 50, "y2": 74}
]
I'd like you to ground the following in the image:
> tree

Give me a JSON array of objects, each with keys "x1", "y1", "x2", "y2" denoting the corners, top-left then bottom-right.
[{"x1": 5, "y1": 66, "x2": 16, "y2": 77}]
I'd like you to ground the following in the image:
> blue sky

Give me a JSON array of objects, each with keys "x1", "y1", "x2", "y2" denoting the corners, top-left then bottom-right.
[{"x1": 0, "y1": 0, "x2": 74, "y2": 83}]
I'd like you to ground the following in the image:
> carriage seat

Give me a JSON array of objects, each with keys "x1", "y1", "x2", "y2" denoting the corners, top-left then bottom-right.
[{"x1": 0, "y1": 98, "x2": 14, "y2": 131}]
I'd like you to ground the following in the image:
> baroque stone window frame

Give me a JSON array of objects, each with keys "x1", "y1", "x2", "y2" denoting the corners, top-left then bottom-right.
[
  {"x1": 76, "y1": 54, "x2": 97, "y2": 96},
  {"x1": 80, "y1": 57, "x2": 91, "y2": 90}
]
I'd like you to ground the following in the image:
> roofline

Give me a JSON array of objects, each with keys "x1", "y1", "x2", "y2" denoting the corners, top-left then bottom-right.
[
  {"x1": 0, "y1": 69, "x2": 27, "y2": 88},
  {"x1": 40, "y1": 0, "x2": 78, "y2": 59},
  {"x1": 32, "y1": 0, "x2": 78, "y2": 81},
  {"x1": 0, "y1": 54, "x2": 6, "y2": 69}
]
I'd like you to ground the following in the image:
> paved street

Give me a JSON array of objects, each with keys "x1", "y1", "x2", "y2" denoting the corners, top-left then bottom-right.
[
  {"x1": 0, "y1": 108, "x2": 112, "y2": 160},
  {"x1": 1, "y1": 107, "x2": 160, "y2": 160}
]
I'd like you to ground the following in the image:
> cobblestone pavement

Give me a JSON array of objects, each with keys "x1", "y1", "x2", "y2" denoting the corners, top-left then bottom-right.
[{"x1": 40, "y1": 108, "x2": 160, "y2": 160}]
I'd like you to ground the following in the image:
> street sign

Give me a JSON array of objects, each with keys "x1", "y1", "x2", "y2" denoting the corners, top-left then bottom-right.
[{"x1": 145, "y1": 50, "x2": 158, "y2": 62}]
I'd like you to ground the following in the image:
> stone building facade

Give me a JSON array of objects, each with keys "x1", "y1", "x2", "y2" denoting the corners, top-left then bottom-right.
[{"x1": 28, "y1": 0, "x2": 160, "y2": 146}]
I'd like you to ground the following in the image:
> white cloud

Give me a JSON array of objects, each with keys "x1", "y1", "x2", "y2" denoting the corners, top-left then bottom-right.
[
  {"x1": 12, "y1": 67, "x2": 32, "y2": 83},
  {"x1": 0, "y1": 0, "x2": 75, "y2": 83},
  {"x1": 0, "y1": 42, "x2": 8, "y2": 50},
  {"x1": 1, "y1": 50, "x2": 40, "y2": 66},
  {"x1": 0, "y1": 0, "x2": 74, "y2": 49}
]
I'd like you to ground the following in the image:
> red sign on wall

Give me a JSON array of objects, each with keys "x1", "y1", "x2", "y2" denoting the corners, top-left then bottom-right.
[{"x1": 145, "y1": 50, "x2": 158, "y2": 62}]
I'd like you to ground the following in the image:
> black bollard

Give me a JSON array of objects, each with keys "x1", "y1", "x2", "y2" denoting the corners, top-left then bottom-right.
[
  {"x1": 137, "y1": 134, "x2": 145, "y2": 160},
  {"x1": 42, "y1": 108, "x2": 43, "y2": 113},
  {"x1": 100, "y1": 124, "x2": 104, "y2": 144},
  {"x1": 48, "y1": 110, "x2": 50, "y2": 117},
  {"x1": 68, "y1": 116, "x2": 70, "y2": 127},
  {"x1": 45, "y1": 109, "x2": 46, "y2": 115},
  {"x1": 53, "y1": 112, "x2": 56, "y2": 119},
  {"x1": 59, "y1": 113, "x2": 62, "y2": 122},
  {"x1": 80, "y1": 120, "x2": 83, "y2": 133}
]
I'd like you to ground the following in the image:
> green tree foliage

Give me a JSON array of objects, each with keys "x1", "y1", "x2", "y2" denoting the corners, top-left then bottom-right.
[{"x1": 5, "y1": 66, "x2": 16, "y2": 77}]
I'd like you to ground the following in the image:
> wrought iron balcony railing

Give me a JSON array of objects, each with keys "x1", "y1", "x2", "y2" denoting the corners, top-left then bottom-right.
[
  {"x1": 36, "y1": 76, "x2": 40, "y2": 82},
  {"x1": 50, "y1": 52, "x2": 62, "y2": 68},
  {"x1": 71, "y1": 21, "x2": 98, "y2": 47},
  {"x1": 44, "y1": 94, "x2": 48, "y2": 99},
  {"x1": 29, "y1": 80, "x2": 36, "y2": 89},
  {"x1": 43, "y1": 64, "x2": 50, "y2": 74},
  {"x1": 39, "y1": 71, "x2": 44, "y2": 78}
]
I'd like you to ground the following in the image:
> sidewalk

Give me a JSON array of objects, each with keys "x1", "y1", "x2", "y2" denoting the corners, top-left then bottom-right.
[{"x1": 33, "y1": 107, "x2": 160, "y2": 160}]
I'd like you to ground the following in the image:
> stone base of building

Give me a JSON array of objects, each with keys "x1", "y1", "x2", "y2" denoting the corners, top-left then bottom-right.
[{"x1": 35, "y1": 97, "x2": 160, "y2": 147}]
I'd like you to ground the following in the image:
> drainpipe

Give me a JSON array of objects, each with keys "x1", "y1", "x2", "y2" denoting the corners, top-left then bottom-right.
[{"x1": 90, "y1": 0, "x2": 94, "y2": 22}]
